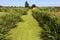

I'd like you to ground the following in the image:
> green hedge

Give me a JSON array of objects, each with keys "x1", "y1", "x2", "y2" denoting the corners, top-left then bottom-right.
[
  {"x1": 32, "y1": 10, "x2": 60, "y2": 40},
  {"x1": 0, "y1": 12, "x2": 23, "y2": 40}
]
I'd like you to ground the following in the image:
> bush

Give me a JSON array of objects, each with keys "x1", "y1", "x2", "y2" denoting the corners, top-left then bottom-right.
[
  {"x1": 0, "y1": 8, "x2": 9, "y2": 12},
  {"x1": 0, "y1": 11, "x2": 23, "y2": 40},
  {"x1": 39, "y1": 7, "x2": 56, "y2": 12},
  {"x1": 32, "y1": 10, "x2": 60, "y2": 40},
  {"x1": 31, "y1": 4, "x2": 36, "y2": 8},
  {"x1": 20, "y1": 8, "x2": 29, "y2": 15}
]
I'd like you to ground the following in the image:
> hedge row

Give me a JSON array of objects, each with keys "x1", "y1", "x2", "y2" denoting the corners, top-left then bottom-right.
[
  {"x1": 0, "y1": 8, "x2": 28, "y2": 40},
  {"x1": 32, "y1": 10, "x2": 60, "y2": 40}
]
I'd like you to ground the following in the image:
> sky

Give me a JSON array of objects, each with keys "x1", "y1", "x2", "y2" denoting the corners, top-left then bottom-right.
[{"x1": 0, "y1": 0, "x2": 60, "y2": 7}]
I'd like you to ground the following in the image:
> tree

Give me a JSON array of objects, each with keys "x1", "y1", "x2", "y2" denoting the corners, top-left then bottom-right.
[
  {"x1": 25, "y1": 1, "x2": 29, "y2": 8},
  {"x1": 0, "y1": 5, "x2": 3, "y2": 7},
  {"x1": 31, "y1": 4, "x2": 36, "y2": 8}
]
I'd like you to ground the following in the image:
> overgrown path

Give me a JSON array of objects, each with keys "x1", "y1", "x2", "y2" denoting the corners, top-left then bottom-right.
[{"x1": 9, "y1": 9, "x2": 42, "y2": 40}]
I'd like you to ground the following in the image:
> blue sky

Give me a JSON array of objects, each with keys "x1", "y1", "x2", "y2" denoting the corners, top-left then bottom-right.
[{"x1": 0, "y1": 0, "x2": 60, "y2": 6}]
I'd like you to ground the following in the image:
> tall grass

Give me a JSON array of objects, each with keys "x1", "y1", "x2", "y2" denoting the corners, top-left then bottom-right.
[
  {"x1": 32, "y1": 9, "x2": 60, "y2": 40},
  {"x1": 0, "y1": 8, "x2": 28, "y2": 40},
  {"x1": 0, "y1": 14, "x2": 22, "y2": 40}
]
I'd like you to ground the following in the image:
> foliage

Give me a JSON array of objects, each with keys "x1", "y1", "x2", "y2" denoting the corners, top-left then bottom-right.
[
  {"x1": 32, "y1": 10, "x2": 60, "y2": 40},
  {"x1": 21, "y1": 8, "x2": 29, "y2": 15},
  {"x1": 0, "y1": 7, "x2": 28, "y2": 40},
  {"x1": 0, "y1": 8, "x2": 24, "y2": 40},
  {"x1": 31, "y1": 4, "x2": 36, "y2": 8},
  {"x1": 25, "y1": 1, "x2": 29, "y2": 8},
  {"x1": 0, "y1": 6, "x2": 3, "y2": 7},
  {"x1": 0, "y1": 7, "x2": 10, "y2": 12},
  {"x1": 39, "y1": 7, "x2": 57, "y2": 12}
]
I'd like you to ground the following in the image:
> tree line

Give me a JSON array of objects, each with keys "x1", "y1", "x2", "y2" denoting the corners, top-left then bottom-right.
[
  {"x1": 0, "y1": 1, "x2": 36, "y2": 8},
  {"x1": 25, "y1": 1, "x2": 36, "y2": 8}
]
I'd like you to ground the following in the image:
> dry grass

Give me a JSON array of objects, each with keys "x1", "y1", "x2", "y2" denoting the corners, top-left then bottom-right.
[
  {"x1": 0, "y1": 12, "x2": 9, "y2": 16},
  {"x1": 50, "y1": 12, "x2": 60, "y2": 17},
  {"x1": 54, "y1": 12, "x2": 60, "y2": 17}
]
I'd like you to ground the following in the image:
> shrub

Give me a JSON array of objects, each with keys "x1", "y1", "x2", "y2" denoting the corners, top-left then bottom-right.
[
  {"x1": 22, "y1": 9, "x2": 28, "y2": 15},
  {"x1": 0, "y1": 8, "x2": 9, "y2": 12},
  {"x1": 31, "y1": 4, "x2": 36, "y2": 8},
  {"x1": 0, "y1": 8, "x2": 2, "y2": 12},
  {"x1": 32, "y1": 10, "x2": 60, "y2": 40},
  {"x1": 0, "y1": 11, "x2": 23, "y2": 40}
]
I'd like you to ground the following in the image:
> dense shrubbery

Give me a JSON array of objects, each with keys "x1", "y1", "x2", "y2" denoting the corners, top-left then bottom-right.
[
  {"x1": 0, "y1": 7, "x2": 29, "y2": 14},
  {"x1": 0, "y1": 8, "x2": 27, "y2": 40},
  {"x1": 32, "y1": 9, "x2": 60, "y2": 40},
  {"x1": 0, "y1": 7, "x2": 28, "y2": 40},
  {"x1": 14, "y1": 8, "x2": 28, "y2": 15},
  {"x1": 39, "y1": 7, "x2": 57, "y2": 12},
  {"x1": 0, "y1": 8, "x2": 9, "y2": 12},
  {"x1": 21, "y1": 8, "x2": 29, "y2": 15}
]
